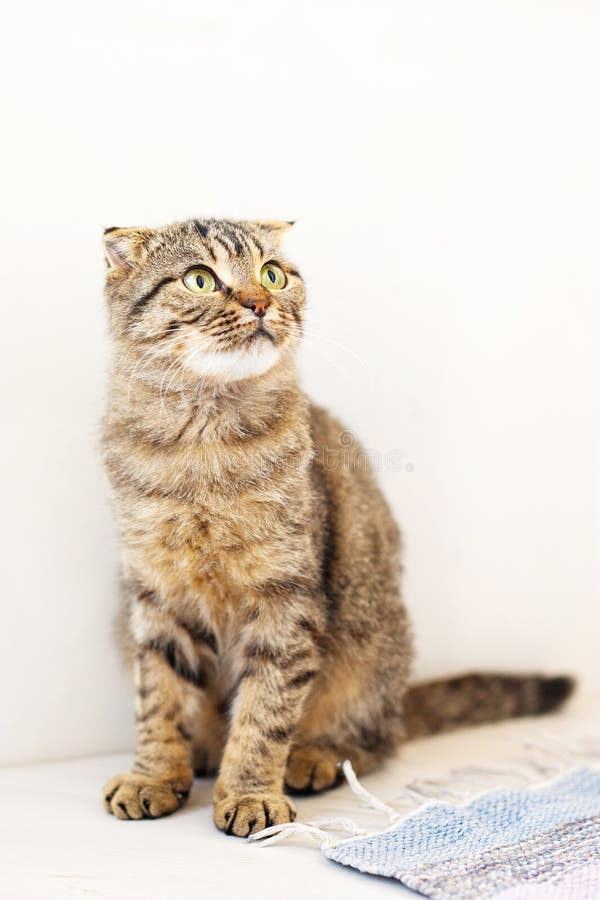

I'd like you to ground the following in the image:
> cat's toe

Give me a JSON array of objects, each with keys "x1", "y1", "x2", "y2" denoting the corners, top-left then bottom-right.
[
  {"x1": 285, "y1": 745, "x2": 343, "y2": 793},
  {"x1": 213, "y1": 792, "x2": 296, "y2": 837},
  {"x1": 103, "y1": 773, "x2": 190, "y2": 820}
]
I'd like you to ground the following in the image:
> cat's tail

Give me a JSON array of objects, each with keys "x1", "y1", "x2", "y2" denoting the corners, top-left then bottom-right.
[{"x1": 403, "y1": 672, "x2": 575, "y2": 739}]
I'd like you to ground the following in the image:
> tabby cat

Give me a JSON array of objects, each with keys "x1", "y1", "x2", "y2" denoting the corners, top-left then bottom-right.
[{"x1": 101, "y1": 218, "x2": 573, "y2": 836}]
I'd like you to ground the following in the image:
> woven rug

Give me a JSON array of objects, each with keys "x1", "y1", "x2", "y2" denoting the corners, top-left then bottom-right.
[{"x1": 251, "y1": 759, "x2": 600, "y2": 898}]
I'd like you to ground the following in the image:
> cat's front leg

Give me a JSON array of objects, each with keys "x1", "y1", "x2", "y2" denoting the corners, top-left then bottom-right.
[
  {"x1": 213, "y1": 595, "x2": 322, "y2": 837},
  {"x1": 103, "y1": 645, "x2": 195, "y2": 820}
]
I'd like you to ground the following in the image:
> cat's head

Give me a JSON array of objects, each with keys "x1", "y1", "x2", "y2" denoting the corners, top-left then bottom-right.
[{"x1": 103, "y1": 219, "x2": 304, "y2": 383}]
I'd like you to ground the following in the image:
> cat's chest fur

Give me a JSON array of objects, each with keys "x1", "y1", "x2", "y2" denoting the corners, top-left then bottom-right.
[{"x1": 108, "y1": 410, "x2": 314, "y2": 616}]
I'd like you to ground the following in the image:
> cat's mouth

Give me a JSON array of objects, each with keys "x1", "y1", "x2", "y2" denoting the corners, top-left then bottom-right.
[{"x1": 245, "y1": 323, "x2": 277, "y2": 346}]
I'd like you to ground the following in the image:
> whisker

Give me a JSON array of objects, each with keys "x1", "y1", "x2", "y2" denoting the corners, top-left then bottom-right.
[
  {"x1": 298, "y1": 339, "x2": 347, "y2": 380},
  {"x1": 126, "y1": 347, "x2": 171, "y2": 402},
  {"x1": 158, "y1": 342, "x2": 213, "y2": 417},
  {"x1": 128, "y1": 325, "x2": 183, "y2": 345},
  {"x1": 125, "y1": 333, "x2": 192, "y2": 401},
  {"x1": 158, "y1": 351, "x2": 190, "y2": 410},
  {"x1": 283, "y1": 321, "x2": 373, "y2": 375}
]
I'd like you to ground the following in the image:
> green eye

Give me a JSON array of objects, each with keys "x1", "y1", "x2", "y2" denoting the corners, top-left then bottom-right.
[
  {"x1": 260, "y1": 262, "x2": 286, "y2": 291},
  {"x1": 183, "y1": 267, "x2": 217, "y2": 294}
]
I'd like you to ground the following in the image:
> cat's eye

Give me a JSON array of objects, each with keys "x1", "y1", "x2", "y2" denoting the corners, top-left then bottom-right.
[
  {"x1": 260, "y1": 262, "x2": 287, "y2": 291},
  {"x1": 183, "y1": 267, "x2": 217, "y2": 295}
]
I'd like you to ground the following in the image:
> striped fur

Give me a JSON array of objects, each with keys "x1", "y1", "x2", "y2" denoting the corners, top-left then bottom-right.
[{"x1": 101, "y1": 219, "x2": 574, "y2": 836}]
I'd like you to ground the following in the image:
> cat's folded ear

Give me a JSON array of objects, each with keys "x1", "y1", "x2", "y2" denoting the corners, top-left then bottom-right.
[
  {"x1": 103, "y1": 227, "x2": 153, "y2": 272},
  {"x1": 251, "y1": 220, "x2": 295, "y2": 242}
]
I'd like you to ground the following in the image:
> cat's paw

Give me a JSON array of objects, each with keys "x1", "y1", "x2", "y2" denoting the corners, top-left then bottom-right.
[
  {"x1": 285, "y1": 744, "x2": 343, "y2": 793},
  {"x1": 213, "y1": 792, "x2": 296, "y2": 837},
  {"x1": 103, "y1": 772, "x2": 191, "y2": 820}
]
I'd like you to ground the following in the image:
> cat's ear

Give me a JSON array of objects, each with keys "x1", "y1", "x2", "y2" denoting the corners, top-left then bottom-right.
[
  {"x1": 251, "y1": 220, "x2": 295, "y2": 243},
  {"x1": 103, "y1": 227, "x2": 153, "y2": 272}
]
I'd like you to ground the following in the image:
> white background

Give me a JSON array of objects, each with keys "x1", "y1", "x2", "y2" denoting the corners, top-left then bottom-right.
[{"x1": 1, "y1": 0, "x2": 598, "y2": 767}]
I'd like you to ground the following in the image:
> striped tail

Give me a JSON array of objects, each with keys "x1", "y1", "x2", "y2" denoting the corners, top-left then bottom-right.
[{"x1": 403, "y1": 672, "x2": 575, "y2": 739}]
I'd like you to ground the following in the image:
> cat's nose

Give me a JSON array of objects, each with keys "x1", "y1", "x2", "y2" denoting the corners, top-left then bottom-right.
[{"x1": 242, "y1": 297, "x2": 270, "y2": 318}]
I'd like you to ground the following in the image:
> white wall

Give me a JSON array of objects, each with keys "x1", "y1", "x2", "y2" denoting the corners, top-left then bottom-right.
[{"x1": 1, "y1": 0, "x2": 599, "y2": 766}]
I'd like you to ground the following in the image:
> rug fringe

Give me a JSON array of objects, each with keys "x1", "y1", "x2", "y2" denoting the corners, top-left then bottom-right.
[{"x1": 248, "y1": 734, "x2": 600, "y2": 849}]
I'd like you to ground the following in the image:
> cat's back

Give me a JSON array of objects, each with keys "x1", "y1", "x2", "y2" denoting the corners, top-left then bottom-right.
[{"x1": 309, "y1": 402, "x2": 402, "y2": 585}]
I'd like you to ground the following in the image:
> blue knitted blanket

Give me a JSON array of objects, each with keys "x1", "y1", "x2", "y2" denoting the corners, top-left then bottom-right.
[{"x1": 252, "y1": 764, "x2": 600, "y2": 898}]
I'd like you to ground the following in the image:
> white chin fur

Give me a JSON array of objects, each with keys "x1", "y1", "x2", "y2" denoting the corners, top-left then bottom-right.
[{"x1": 184, "y1": 342, "x2": 281, "y2": 383}]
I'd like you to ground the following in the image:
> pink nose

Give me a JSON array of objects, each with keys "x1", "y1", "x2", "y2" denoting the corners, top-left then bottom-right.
[{"x1": 242, "y1": 297, "x2": 270, "y2": 318}]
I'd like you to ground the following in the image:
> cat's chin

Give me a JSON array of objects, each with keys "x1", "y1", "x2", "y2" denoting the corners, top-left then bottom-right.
[{"x1": 184, "y1": 342, "x2": 281, "y2": 383}]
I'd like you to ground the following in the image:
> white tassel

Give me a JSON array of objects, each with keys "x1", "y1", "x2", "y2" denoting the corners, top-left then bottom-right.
[
  {"x1": 522, "y1": 737, "x2": 577, "y2": 767},
  {"x1": 450, "y1": 764, "x2": 535, "y2": 787},
  {"x1": 406, "y1": 778, "x2": 469, "y2": 801},
  {"x1": 249, "y1": 737, "x2": 600, "y2": 853},
  {"x1": 342, "y1": 760, "x2": 401, "y2": 823},
  {"x1": 248, "y1": 821, "x2": 336, "y2": 848},
  {"x1": 308, "y1": 815, "x2": 367, "y2": 836}
]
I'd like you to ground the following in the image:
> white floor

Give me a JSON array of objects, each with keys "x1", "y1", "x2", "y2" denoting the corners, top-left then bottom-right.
[{"x1": 1, "y1": 695, "x2": 598, "y2": 900}]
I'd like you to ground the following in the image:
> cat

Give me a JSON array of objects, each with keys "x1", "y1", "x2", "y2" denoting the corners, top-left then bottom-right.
[{"x1": 101, "y1": 218, "x2": 573, "y2": 836}]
